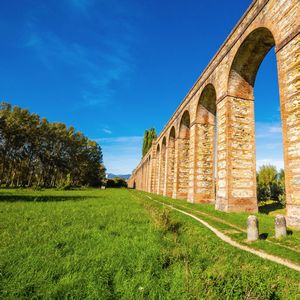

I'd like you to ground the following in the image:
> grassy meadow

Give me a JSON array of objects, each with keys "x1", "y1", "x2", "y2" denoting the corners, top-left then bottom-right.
[{"x1": 1, "y1": 188, "x2": 300, "y2": 299}]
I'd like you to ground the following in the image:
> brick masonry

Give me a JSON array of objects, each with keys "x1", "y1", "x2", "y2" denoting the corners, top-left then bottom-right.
[{"x1": 128, "y1": 0, "x2": 300, "y2": 229}]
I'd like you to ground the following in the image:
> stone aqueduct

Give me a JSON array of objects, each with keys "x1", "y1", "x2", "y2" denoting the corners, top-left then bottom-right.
[{"x1": 128, "y1": 0, "x2": 300, "y2": 228}]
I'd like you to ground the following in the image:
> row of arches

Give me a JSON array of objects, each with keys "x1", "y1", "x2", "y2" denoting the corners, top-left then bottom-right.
[
  {"x1": 140, "y1": 83, "x2": 217, "y2": 204},
  {"x1": 130, "y1": 22, "x2": 300, "y2": 228}
]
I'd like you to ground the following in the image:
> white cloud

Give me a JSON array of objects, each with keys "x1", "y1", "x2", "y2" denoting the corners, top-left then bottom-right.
[
  {"x1": 102, "y1": 128, "x2": 112, "y2": 134},
  {"x1": 96, "y1": 136, "x2": 143, "y2": 143},
  {"x1": 256, "y1": 122, "x2": 282, "y2": 138},
  {"x1": 269, "y1": 126, "x2": 282, "y2": 133}
]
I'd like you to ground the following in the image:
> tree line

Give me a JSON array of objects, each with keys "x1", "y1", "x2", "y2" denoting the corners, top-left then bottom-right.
[{"x1": 0, "y1": 102, "x2": 105, "y2": 188}]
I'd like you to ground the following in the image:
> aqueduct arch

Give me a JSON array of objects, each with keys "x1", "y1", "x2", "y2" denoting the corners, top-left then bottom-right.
[
  {"x1": 216, "y1": 27, "x2": 277, "y2": 213},
  {"x1": 129, "y1": 0, "x2": 300, "y2": 228}
]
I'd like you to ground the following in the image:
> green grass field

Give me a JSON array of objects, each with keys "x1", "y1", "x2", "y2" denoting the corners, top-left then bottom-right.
[{"x1": 1, "y1": 188, "x2": 300, "y2": 299}]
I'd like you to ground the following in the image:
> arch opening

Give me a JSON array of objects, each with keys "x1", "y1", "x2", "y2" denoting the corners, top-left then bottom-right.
[{"x1": 228, "y1": 27, "x2": 275, "y2": 99}]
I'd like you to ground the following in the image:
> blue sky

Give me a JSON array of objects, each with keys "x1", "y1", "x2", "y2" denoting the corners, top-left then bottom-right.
[{"x1": 0, "y1": 0, "x2": 283, "y2": 174}]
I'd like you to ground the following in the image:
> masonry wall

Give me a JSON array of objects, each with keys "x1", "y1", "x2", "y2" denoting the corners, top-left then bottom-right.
[{"x1": 129, "y1": 0, "x2": 300, "y2": 228}]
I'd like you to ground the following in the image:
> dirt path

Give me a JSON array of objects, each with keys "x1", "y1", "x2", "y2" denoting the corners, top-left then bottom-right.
[
  {"x1": 168, "y1": 200, "x2": 300, "y2": 254},
  {"x1": 146, "y1": 196, "x2": 300, "y2": 272}
]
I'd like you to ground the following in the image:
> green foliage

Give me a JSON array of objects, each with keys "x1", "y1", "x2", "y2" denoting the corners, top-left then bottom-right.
[
  {"x1": 0, "y1": 188, "x2": 299, "y2": 299},
  {"x1": 257, "y1": 165, "x2": 285, "y2": 203},
  {"x1": 57, "y1": 173, "x2": 72, "y2": 190},
  {"x1": 0, "y1": 102, "x2": 105, "y2": 188},
  {"x1": 106, "y1": 177, "x2": 127, "y2": 188},
  {"x1": 142, "y1": 130, "x2": 149, "y2": 157},
  {"x1": 142, "y1": 128, "x2": 156, "y2": 157}
]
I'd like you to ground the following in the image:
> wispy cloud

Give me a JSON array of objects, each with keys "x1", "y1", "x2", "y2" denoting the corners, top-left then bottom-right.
[
  {"x1": 95, "y1": 136, "x2": 143, "y2": 174},
  {"x1": 257, "y1": 159, "x2": 284, "y2": 171},
  {"x1": 96, "y1": 136, "x2": 143, "y2": 143},
  {"x1": 102, "y1": 128, "x2": 112, "y2": 134},
  {"x1": 255, "y1": 122, "x2": 284, "y2": 171},
  {"x1": 256, "y1": 122, "x2": 282, "y2": 138}
]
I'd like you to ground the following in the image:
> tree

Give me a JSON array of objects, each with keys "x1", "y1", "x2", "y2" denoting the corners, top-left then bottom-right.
[
  {"x1": 0, "y1": 102, "x2": 105, "y2": 188},
  {"x1": 142, "y1": 128, "x2": 156, "y2": 157},
  {"x1": 142, "y1": 130, "x2": 149, "y2": 157},
  {"x1": 256, "y1": 165, "x2": 285, "y2": 202}
]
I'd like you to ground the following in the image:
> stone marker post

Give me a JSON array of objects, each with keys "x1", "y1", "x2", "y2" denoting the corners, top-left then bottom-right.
[
  {"x1": 275, "y1": 215, "x2": 287, "y2": 239},
  {"x1": 247, "y1": 215, "x2": 259, "y2": 241}
]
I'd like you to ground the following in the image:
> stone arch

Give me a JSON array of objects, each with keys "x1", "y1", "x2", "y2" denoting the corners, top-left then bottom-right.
[
  {"x1": 217, "y1": 27, "x2": 277, "y2": 212},
  {"x1": 193, "y1": 84, "x2": 217, "y2": 203},
  {"x1": 177, "y1": 111, "x2": 191, "y2": 199},
  {"x1": 228, "y1": 27, "x2": 275, "y2": 99},
  {"x1": 179, "y1": 110, "x2": 190, "y2": 138}
]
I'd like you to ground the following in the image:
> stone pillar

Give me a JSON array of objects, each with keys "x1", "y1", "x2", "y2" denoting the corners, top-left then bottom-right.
[
  {"x1": 172, "y1": 138, "x2": 179, "y2": 199},
  {"x1": 165, "y1": 143, "x2": 175, "y2": 197},
  {"x1": 188, "y1": 123, "x2": 196, "y2": 202},
  {"x1": 216, "y1": 96, "x2": 257, "y2": 212},
  {"x1": 151, "y1": 156, "x2": 157, "y2": 193},
  {"x1": 275, "y1": 215, "x2": 287, "y2": 239},
  {"x1": 177, "y1": 137, "x2": 190, "y2": 199},
  {"x1": 147, "y1": 159, "x2": 150, "y2": 192},
  {"x1": 277, "y1": 34, "x2": 300, "y2": 228},
  {"x1": 159, "y1": 147, "x2": 166, "y2": 195},
  {"x1": 144, "y1": 160, "x2": 148, "y2": 192},
  {"x1": 162, "y1": 147, "x2": 168, "y2": 196},
  {"x1": 149, "y1": 157, "x2": 154, "y2": 193},
  {"x1": 156, "y1": 152, "x2": 161, "y2": 195},
  {"x1": 192, "y1": 115, "x2": 215, "y2": 204},
  {"x1": 141, "y1": 164, "x2": 144, "y2": 191},
  {"x1": 247, "y1": 215, "x2": 259, "y2": 241}
]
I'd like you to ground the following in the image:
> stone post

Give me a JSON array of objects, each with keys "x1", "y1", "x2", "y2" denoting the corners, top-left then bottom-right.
[
  {"x1": 247, "y1": 215, "x2": 259, "y2": 241},
  {"x1": 275, "y1": 215, "x2": 287, "y2": 239}
]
